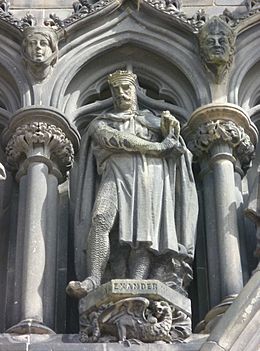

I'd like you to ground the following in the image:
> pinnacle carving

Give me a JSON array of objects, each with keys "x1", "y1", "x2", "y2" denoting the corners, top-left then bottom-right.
[
  {"x1": 143, "y1": 0, "x2": 206, "y2": 32},
  {"x1": 0, "y1": 0, "x2": 259, "y2": 34},
  {"x1": 188, "y1": 120, "x2": 255, "y2": 169},
  {"x1": 6, "y1": 122, "x2": 74, "y2": 174},
  {"x1": 0, "y1": 2, "x2": 37, "y2": 31},
  {"x1": 220, "y1": 1, "x2": 260, "y2": 28},
  {"x1": 45, "y1": 0, "x2": 114, "y2": 29},
  {"x1": 143, "y1": 0, "x2": 182, "y2": 12}
]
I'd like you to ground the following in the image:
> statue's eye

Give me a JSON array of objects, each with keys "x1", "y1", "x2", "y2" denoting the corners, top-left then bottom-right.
[
  {"x1": 206, "y1": 38, "x2": 215, "y2": 45},
  {"x1": 219, "y1": 38, "x2": 227, "y2": 45},
  {"x1": 122, "y1": 84, "x2": 129, "y2": 90},
  {"x1": 40, "y1": 40, "x2": 48, "y2": 46}
]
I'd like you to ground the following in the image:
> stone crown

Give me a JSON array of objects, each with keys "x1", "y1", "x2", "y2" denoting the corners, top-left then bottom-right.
[
  {"x1": 108, "y1": 70, "x2": 137, "y2": 87},
  {"x1": 23, "y1": 26, "x2": 58, "y2": 42},
  {"x1": 199, "y1": 16, "x2": 235, "y2": 42}
]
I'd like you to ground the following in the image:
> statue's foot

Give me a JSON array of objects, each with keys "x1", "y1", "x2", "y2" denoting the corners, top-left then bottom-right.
[{"x1": 66, "y1": 278, "x2": 96, "y2": 298}]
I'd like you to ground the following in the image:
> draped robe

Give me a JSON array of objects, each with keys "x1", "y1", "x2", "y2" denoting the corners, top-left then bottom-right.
[{"x1": 73, "y1": 111, "x2": 198, "y2": 280}]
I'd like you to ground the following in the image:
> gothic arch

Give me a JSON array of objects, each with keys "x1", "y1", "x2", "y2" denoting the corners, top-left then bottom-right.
[
  {"x1": 0, "y1": 31, "x2": 32, "y2": 110},
  {"x1": 61, "y1": 43, "x2": 207, "y2": 130},
  {"x1": 229, "y1": 22, "x2": 260, "y2": 109},
  {"x1": 49, "y1": 4, "x2": 211, "y2": 123}
]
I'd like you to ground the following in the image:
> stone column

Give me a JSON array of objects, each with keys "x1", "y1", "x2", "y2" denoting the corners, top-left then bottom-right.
[
  {"x1": 199, "y1": 157, "x2": 221, "y2": 308},
  {"x1": 183, "y1": 104, "x2": 258, "y2": 308},
  {"x1": 3, "y1": 107, "x2": 79, "y2": 334}
]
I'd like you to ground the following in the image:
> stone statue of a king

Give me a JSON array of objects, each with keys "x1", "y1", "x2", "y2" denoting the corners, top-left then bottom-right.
[{"x1": 67, "y1": 70, "x2": 198, "y2": 299}]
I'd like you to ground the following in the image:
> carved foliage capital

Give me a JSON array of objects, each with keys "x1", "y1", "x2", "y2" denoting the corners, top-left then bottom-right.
[
  {"x1": 6, "y1": 122, "x2": 74, "y2": 175},
  {"x1": 188, "y1": 120, "x2": 255, "y2": 169}
]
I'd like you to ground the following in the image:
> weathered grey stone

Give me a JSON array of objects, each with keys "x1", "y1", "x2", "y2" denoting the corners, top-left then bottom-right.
[
  {"x1": 0, "y1": 333, "x2": 206, "y2": 351},
  {"x1": 11, "y1": 0, "x2": 72, "y2": 8},
  {"x1": 198, "y1": 16, "x2": 236, "y2": 83},
  {"x1": 80, "y1": 279, "x2": 191, "y2": 315},
  {"x1": 183, "y1": 104, "x2": 258, "y2": 306},
  {"x1": 215, "y1": 0, "x2": 244, "y2": 5},
  {"x1": 183, "y1": 0, "x2": 213, "y2": 5},
  {"x1": 200, "y1": 271, "x2": 260, "y2": 351},
  {"x1": 21, "y1": 27, "x2": 59, "y2": 82},
  {"x1": 0, "y1": 1, "x2": 259, "y2": 350},
  {"x1": 67, "y1": 71, "x2": 198, "y2": 303},
  {"x1": 3, "y1": 107, "x2": 79, "y2": 334},
  {"x1": 66, "y1": 70, "x2": 198, "y2": 344}
]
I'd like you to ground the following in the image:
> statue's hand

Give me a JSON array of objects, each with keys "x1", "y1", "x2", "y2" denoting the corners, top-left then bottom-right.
[
  {"x1": 161, "y1": 137, "x2": 185, "y2": 158},
  {"x1": 161, "y1": 111, "x2": 180, "y2": 139}
]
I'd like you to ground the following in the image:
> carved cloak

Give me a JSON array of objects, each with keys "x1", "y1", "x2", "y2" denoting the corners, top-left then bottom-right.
[{"x1": 73, "y1": 111, "x2": 198, "y2": 280}]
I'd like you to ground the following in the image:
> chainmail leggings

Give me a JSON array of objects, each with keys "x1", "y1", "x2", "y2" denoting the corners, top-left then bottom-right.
[{"x1": 86, "y1": 178, "x2": 151, "y2": 284}]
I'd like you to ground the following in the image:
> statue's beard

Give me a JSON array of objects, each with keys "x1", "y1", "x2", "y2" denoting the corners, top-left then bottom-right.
[
  {"x1": 204, "y1": 50, "x2": 230, "y2": 66},
  {"x1": 114, "y1": 95, "x2": 138, "y2": 112}
]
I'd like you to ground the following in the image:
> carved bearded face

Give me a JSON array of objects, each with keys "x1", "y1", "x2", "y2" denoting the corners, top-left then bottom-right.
[
  {"x1": 199, "y1": 17, "x2": 235, "y2": 73},
  {"x1": 110, "y1": 80, "x2": 137, "y2": 112},
  {"x1": 26, "y1": 33, "x2": 53, "y2": 63},
  {"x1": 202, "y1": 31, "x2": 230, "y2": 65}
]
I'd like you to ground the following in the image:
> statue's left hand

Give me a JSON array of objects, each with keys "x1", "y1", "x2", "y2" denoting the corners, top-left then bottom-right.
[{"x1": 161, "y1": 111, "x2": 180, "y2": 138}]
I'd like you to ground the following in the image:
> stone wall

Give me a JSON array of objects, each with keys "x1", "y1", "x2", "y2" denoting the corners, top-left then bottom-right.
[{"x1": 0, "y1": 1, "x2": 259, "y2": 350}]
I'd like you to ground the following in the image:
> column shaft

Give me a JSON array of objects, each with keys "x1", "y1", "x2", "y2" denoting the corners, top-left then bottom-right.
[
  {"x1": 234, "y1": 169, "x2": 249, "y2": 284},
  {"x1": 11, "y1": 175, "x2": 27, "y2": 325},
  {"x1": 21, "y1": 162, "x2": 48, "y2": 322},
  {"x1": 201, "y1": 164, "x2": 221, "y2": 307},
  {"x1": 211, "y1": 145, "x2": 243, "y2": 298},
  {"x1": 43, "y1": 174, "x2": 58, "y2": 329}
]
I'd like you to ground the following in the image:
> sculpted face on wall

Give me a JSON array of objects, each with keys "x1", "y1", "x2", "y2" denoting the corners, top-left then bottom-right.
[
  {"x1": 199, "y1": 17, "x2": 235, "y2": 83},
  {"x1": 26, "y1": 33, "x2": 53, "y2": 63},
  {"x1": 22, "y1": 27, "x2": 58, "y2": 81}
]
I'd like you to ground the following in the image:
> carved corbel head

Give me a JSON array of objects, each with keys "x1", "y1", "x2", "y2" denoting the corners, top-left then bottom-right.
[
  {"x1": 22, "y1": 27, "x2": 58, "y2": 82},
  {"x1": 198, "y1": 16, "x2": 236, "y2": 84}
]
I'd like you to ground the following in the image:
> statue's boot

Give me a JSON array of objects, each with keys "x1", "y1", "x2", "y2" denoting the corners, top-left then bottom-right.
[{"x1": 66, "y1": 277, "x2": 97, "y2": 298}]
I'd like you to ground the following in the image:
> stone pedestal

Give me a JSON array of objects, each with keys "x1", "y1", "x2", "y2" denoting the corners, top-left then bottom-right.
[{"x1": 78, "y1": 279, "x2": 192, "y2": 344}]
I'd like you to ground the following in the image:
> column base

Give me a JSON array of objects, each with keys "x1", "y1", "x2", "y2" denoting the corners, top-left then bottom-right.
[
  {"x1": 195, "y1": 295, "x2": 238, "y2": 334},
  {"x1": 6, "y1": 319, "x2": 55, "y2": 335}
]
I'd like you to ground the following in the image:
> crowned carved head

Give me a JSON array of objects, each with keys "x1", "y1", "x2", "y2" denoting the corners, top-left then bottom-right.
[
  {"x1": 108, "y1": 70, "x2": 138, "y2": 112},
  {"x1": 199, "y1": 17, "x2": 236, "y2": 83},
  {"x1": 22, "y1": 27, "x2": 58, "y2": 81}
]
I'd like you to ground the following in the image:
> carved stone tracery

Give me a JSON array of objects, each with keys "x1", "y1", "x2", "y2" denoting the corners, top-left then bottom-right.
[
  {"x1": 143, "y1": 0, "x2": 182, "y2": 13},
  {"x1": 46, "y1": 0, "x2": 115, "y2": 29},
  {"x1": 0, "y1": 2, "x2": 37, "y2": 31},
  {"x1": 143, "y1": 0, "x2": 206, "y2": 32}
]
